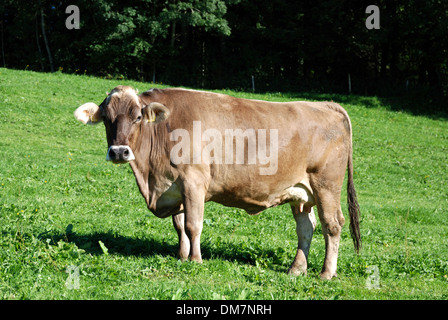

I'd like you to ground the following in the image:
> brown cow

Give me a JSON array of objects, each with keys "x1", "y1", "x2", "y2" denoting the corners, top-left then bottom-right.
[{"x1": 74, "y1": 86, "x2": 361, "y2": 279}]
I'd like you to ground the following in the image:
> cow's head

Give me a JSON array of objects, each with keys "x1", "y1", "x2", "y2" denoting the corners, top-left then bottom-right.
[{"x1": 74, "y1": 86, "x2": 170, "y2": 163}]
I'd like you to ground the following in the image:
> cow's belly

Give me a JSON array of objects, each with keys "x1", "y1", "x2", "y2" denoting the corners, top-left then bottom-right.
[
  {"x1": 152, "y1": 177, "x2": 315, "y2": 217},
  {"x1": 209, "y1": 180, "x2": 315, "y2": 215}
]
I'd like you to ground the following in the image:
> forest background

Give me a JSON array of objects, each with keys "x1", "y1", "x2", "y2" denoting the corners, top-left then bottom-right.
[{"x1": 1, "y1": 0, "x2": 447, "y2": 112}]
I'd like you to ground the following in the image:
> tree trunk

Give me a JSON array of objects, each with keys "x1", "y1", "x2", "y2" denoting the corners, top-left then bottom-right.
[
  {"x1": 170, "y1": 21, "x2": 176, "y2": 47},
  {"x1": 35, "y1": 14, "x2": 44, "y2": 71},
  {"x1": 39, "y1": 1, "x2": 54, "y2": 72},
  {"x1": 0, "y1": 19, "x2": 5, "y2": 67}
]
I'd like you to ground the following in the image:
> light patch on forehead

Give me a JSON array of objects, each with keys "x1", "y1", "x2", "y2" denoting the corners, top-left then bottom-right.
[{"x1": 106, "y1": 86, "x2": 140, "y2": 105}]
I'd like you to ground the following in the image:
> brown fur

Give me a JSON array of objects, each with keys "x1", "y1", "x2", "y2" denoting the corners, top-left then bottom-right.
[{"x1": 77, "y1": 87, "x2": 361, "y2": 279}]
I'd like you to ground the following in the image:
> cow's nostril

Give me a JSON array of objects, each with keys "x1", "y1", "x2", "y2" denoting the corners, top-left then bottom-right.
[
  {"x1": 109, "y1": 148, "x2": 116, "y2": 159},
  {"x1": 123, "y1": 148, "x2": 129, "y2": 157}
]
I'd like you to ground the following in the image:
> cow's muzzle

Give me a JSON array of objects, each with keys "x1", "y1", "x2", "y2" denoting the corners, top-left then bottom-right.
[{"x1": 106, "y1": 145, "x2": 135, "y2": 163}]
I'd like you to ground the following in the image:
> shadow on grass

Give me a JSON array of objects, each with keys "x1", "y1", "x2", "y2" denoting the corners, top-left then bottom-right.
[
  {"x1": 40, "y1": 228, "x2": 178, "y2": 258},
  {"x1": 38, "y1": 224, "x2": 299, "y2": 271}
]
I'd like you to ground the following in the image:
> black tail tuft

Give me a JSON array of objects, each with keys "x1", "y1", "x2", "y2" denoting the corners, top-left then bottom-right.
[{"x1": 347, "y1": 157, "x2": 361, "y2": 253}]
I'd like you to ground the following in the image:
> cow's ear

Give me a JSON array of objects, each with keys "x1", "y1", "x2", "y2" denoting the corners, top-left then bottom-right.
[
  {"x1": 142, "y1": 102, "x2": 170, "y2": 124},
  {"x1": 74, "y1": 102, "x2": 102, "y2": 125}
]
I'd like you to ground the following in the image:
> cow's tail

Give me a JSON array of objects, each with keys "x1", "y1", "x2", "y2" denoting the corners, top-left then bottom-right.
[
  {"x1": 347, "y1": 136, "x2": 361, "y2": 253},
  {"x1": 327, "y1": 102, "x2": 362, "y2": 253},
  {"x1": 343, "y1": 107, "x2": 362, "y2": 253}
]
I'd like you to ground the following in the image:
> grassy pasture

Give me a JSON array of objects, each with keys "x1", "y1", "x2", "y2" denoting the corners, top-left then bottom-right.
[{"x1": 0, "y1": 68, "x2": 447, "y2": 300}]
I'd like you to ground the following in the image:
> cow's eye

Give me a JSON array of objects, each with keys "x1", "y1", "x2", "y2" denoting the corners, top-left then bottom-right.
[{"x1": 135, "y1": 115, "x2": 142, "y2": 123}]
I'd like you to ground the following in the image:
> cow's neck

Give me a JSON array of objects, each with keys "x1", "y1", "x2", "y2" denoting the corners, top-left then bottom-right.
[
  {"x1": 129, "y1": 154, "x2": 150, "y2": 205},
  {"x1": 129, "y1": 123, "x2": 173, "y2": 209}
]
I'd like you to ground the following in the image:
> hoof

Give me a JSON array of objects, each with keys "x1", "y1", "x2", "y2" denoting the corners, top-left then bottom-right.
[
  {"x1": 190, "y1": 256, "x2": 203, "y2": 264},
  {"x1": 319, "y1": 271, "x2": 337, "y2": 280},
  {"x1": 288, "y1": 265, "x2": 307, "y2": 276}
]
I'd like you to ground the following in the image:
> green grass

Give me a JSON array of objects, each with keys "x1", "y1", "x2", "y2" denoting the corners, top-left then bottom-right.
[{"x1": 1, "y1": 68, "x2": 447, "y2": 300}]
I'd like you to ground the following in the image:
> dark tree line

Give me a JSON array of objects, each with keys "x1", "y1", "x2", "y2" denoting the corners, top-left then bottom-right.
[{"x1": 1, "y1": 0, "x2": 447, "y2": 102}]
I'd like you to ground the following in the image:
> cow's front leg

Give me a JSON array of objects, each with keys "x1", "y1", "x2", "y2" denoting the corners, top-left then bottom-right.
[
  {"x1": 182, "y1": 184, "x2": 205, "y2": 263},
  {"x1": 172, "y1": 213, "x2": 190, "y2": 261}
]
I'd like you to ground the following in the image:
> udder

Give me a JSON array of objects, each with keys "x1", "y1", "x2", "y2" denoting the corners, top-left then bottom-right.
[{"x1": 278, "y1": 183, "x2": 315, "y2": 213}]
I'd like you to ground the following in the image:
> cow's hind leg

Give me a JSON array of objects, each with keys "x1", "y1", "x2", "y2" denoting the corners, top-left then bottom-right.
[
  {"x1": 312, "y1": 186, "x2": 345, "y2": 280},
  {"x1": 172, "y1": 213, "x2": 190, "y2": 261},
  {"x1": 288, "y1": 205, "x2": 316, "y2": 276}
]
